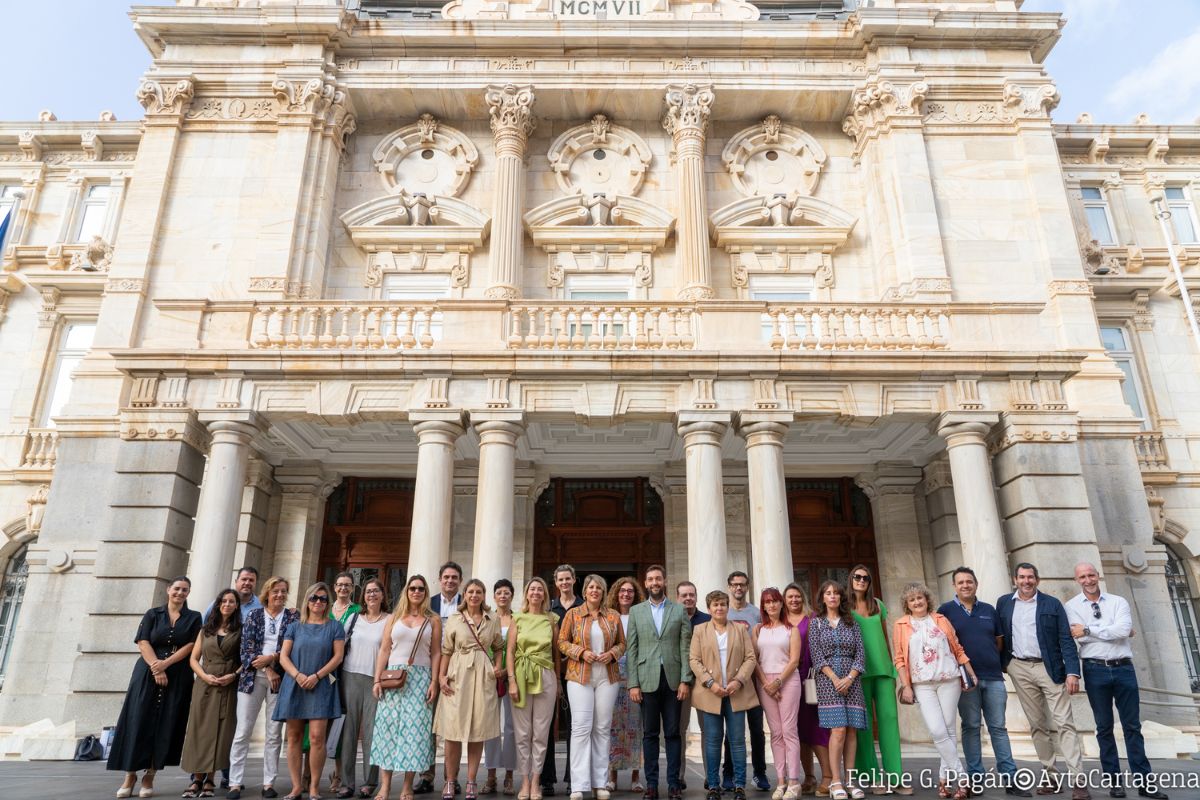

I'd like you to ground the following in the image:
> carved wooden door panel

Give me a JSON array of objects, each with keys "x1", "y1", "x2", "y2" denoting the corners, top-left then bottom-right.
[
  {"x1": 787, "y1": 478, "x2": 878, "y2": 604},
  {"x1": 319, "y1": 478, "x2": 415, "y2": 605}
]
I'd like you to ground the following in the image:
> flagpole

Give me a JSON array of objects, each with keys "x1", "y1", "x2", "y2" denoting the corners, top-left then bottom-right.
[
  {"x1": 1150, "y1": 195, "x2": 1200, "y2": 361},
  {"x1": 0, "y1": 189, "x2": 25, "y2": 260}
]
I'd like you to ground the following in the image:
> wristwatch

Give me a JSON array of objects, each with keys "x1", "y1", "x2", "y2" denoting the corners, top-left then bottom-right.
[
  {"x1": 704, "y1": 678, "x2": 715, "y2": 689},
  {"x1": 1083, "y1": 626, "x2": 1091, "y2": 637}
]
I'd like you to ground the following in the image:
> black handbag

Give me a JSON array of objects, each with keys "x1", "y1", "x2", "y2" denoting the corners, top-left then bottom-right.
[{"x1": 73, "y1": 735, "x2": 103, "y2": 761}]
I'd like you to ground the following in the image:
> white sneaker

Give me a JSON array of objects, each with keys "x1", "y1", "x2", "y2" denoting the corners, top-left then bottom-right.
[
  {"x1": 570, "y1": 793, "x2": 584, "y2": 800},
  {"x1": 596, "y1": 791, "x2": 611, "y2": 800}
]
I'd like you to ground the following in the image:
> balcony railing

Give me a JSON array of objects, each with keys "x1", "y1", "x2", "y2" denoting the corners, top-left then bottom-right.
[
  {"x1": 19, "y1": 428, "x2": 59, "y2": 470},
  {"x1": 507, "y1": 304, "x2": 696, "y2": 350},
  {"x1": 251, "y1": 303, "x2": 442, "y2": 350},
  {"x1": 1134, "y1": 431, "x2": 1171, "y2": 472},
  {"x1": 766, "y1": 306, "x2": 948, "y2": 351}
]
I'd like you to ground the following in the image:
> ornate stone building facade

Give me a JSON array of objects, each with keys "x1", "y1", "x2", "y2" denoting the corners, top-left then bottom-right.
[{"x1": 1, "y1": 0, "x2": 1199, "y2": 741}]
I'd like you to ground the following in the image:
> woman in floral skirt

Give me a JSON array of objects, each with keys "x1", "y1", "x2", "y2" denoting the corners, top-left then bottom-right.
[{"x1": 606, "y1": 577, "x2": 644, "y2": 793}]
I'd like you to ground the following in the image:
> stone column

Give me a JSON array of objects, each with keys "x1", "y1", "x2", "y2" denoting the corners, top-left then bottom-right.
[
  {"x1": 678, "y1": 411, "x2": 731, "y2": 607},
  {"x1": 663, "y1": 84, "x2": 716, "y2": 301},
  {"x1": 232, "y1": 457, "x2": 275, "y2": 574},
  {"x1": 738, "y1": 412, "x2": 794, "y2": 592},
  {"x1": 484, "y1": 85, "x2": 535, "y2": 300},
  {"x1": 860, "y1": 463, "x2": 927, "y2": 605},
  {"x1": 189, "y1": 412, "x2": 265, "y2": 608},
  {"x1": 471, "y1": 410, "x2": 526, "y2": 592},
  {"x1": 936, "y1": 412, "x2": 1009, "y2": 604},
  {"x1": 272, "y1": 465, "x2": 337, "y2": 596},
  {"x1": 408, "y1": 410, "x2": 467, "y2": 582}
]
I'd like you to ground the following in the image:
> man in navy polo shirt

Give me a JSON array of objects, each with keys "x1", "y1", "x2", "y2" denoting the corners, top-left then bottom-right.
[{"x1": 938, "y1": 566, "x2": 1029, "y2": 797}]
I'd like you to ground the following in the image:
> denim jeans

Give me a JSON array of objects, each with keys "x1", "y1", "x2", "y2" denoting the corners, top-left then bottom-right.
[
  {"x1": 1082, "y1": 661, "x2": 1151, "y2": 777},
  {"x1": 704, "y1": 700, "x2": 746, "y2": 791},
  {"x1": 722, "y1": 704, "x2": 766, "y2": 782},
  {"x1": 958, "y1": 679, "x2": 1016, "y2": 778}
]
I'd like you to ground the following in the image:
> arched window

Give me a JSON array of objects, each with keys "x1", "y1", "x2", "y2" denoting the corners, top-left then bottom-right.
[
  {"x1": 1164, "y1": 548, "x2": 1200, "y2": 692},
  {"x1": 0, "y1": 546, "x2": 29, "y2": 686}
]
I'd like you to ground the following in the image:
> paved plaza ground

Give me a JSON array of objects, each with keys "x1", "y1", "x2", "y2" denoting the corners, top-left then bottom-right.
[{"x1": 2, "y1": 756, "x2": 1198, "y2": 800}]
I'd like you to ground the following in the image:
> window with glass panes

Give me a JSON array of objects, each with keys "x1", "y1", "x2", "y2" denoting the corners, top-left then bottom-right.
[
  {"x1": 1081, "y1": 186, "x2": 1116, "y2": 245},
  {"x1": 1165, "y1": 186, "x2": 1199, "y2": 244},
  {"x1": 1099, "y1": 325, "x2": 1149, "y2": 427},
  {"x1": 750, "y1": 275, "x2": 814, "y2": 342},
  {"x1": 41, "y1": 322, "x2": 96, "y2": 426},
  {"x1": 1165, "y1": 548, "x2": 1200, "y2": 692},
  {"x1": 0, "y1": 547, "x2": 28, "y2": 688},
  {"x1": 74, "y1": 184, "x2": 113, "y2": 242}
]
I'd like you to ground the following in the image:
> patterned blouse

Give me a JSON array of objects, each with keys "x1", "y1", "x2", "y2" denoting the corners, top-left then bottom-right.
[
  {"x1": 558, "y1": 606, "x2": 626, "y2": 685},
  {"x1": 239, "y1": 607, "x2": 300, "y2": 694}
]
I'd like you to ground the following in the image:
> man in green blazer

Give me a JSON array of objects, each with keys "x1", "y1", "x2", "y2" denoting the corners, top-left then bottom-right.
[{"x1": 626, "y1": 564, "x2": 694, "y2": 800}]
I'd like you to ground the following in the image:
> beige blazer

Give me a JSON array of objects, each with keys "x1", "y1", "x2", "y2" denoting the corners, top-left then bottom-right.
[{"x1": 688, "y1": 621, "x2": 760, "y2": 714}]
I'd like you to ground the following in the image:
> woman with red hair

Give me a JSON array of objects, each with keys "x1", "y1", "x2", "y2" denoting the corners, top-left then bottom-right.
[{"x1": 752, "y1": 588, "x2": 803, "y2": 800}]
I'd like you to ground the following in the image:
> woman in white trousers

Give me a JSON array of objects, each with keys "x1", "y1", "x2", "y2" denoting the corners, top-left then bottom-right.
[{"x1": 557, "y1": 575, "x2": 626, "y2": 800}]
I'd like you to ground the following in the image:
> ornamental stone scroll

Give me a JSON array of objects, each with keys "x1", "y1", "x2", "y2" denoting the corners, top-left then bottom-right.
[
  {"x1": 722, "y1": 115, "x2": 828, "y2": 198},
  {"x1": 546, "y1": 114, "x2": 653, "y2": 198},
  {"x1": 373, "y1": 114, "x2": 480, "y2": 198}
]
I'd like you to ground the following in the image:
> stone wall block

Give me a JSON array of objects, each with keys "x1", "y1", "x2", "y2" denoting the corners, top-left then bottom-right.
[
  {"x1": 996, "y1": 474, "x2": 1091, "y2": 512},
  {"x1": 1003, "y1": 508, "x2": 1100, "y2": 553},
  {"x1": 100, "y1": 506, "x2": 196, "y2": 547},
  {"x1": 992, "y1": 442, "x2": 1081, "y2": 483},
  {"x1": 115, "y1": 439, "x2": 205, "y2": 481},
  {"x1": 109, "y1": 471, "x2": 202, "y2": 512}
]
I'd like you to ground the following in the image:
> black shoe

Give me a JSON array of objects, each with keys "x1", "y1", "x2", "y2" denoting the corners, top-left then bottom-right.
[
  {"x1": 668, "y1": 789, "x2": 683, "y2": 800},
  {"x1": 643, "y1": 788, "x2": 659, "y2": 800},
  {"x1": 680, "y1": 782, "x2": 687, "y2": 792},
  {"x1": 735, "y1": 789, "x2": 747, "y2": 800},
  {"x1": 221, "y1": 780, "x2": 231, "y2": 791},
  {"x1": 753, "y1": 776, "x2": 770, "y2": 793},
  {"x1": 1108, "y1": 790, "x2": 1126, "y2": 799},
  {"x1": 722, "y1": 779, "x2": 735, "y2": 793},
  {"x1": 416, "y1": 780, "x2": 435, "y2": 795},
  {"x1": 1006, "y1": 790, "x2": 1033, "y2": 798},
  {"x1": 226, "y1": 790, "x2": 241, "y2": 800},
  {"x1": 542, "y1": 787, "x2": 557, "y2": 798},
  {"x1": 262, "y1": 790, "x2": 278, "y2": 800},
  {"x1": 1137, "y1": 791, "x2": 1167, "y2": 800},
  {"x1": 706, "y1": 791, "x2": 721, "y2": 800},
  {"x1": 455, "y1": 783, "x2": 462, "y2": 796}
]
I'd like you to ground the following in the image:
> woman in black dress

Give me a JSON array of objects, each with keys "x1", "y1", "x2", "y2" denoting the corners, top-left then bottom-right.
[{"x1": 107, "y1": 576, "x2": 203, "y2": 799}]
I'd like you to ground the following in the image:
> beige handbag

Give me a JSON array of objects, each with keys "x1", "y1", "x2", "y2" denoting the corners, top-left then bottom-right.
[{"x1": 803, "y1": 667, "x2": 818, "y2": 705}]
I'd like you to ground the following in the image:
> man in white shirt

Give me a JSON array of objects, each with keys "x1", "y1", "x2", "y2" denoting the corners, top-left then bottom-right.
[{"x1": 1066, "y1": 563, "x2": 1167, "y2": 800}]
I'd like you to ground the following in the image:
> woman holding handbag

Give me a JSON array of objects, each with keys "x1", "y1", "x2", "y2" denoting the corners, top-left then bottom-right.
[
  {"x1": 372, "y1": 574, "x2": 442, "y2": 800},
  {"x1": 507, "y1": 577, "x2": 560, "y2": 800},
  {"x1": 784, "y1": 583, "x2": 831, "y2": 796},
  {"x1": 753, "y1": 588, "x2": 802, "y2": 800},
  {"x1": 435, "y1": 579, "x2": 505, "y2": 800},
  {"x1": 484, "y1": 579, "x2": 518, "y2": 796},
  {"x1": 892, "y1": 583, "x2": 975, "y2": 800},
  {"x1": 809, "y1": 581, "x2": 866, "y2": 800}
]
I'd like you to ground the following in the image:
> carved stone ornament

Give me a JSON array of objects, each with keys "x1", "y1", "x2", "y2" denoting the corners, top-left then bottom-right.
[
  {"x1": 524, "y1": 194, "x2": 675, "y2": 290},
  {"x1": 273, "y1": 77, "x2": 335, "y2": 115},
  {"x1": 341, "y1": 193, "x2": 491, "y2": 291},
  {"x1": 69, "y1": 236, "x2": 114, "y2": 272},
  {"x1": 546, "y1": 114, "x2": 653, "y2": 198},
  {"x1": 486, "y1": 84, "x2": 537, "y2": 141},
  {"x1": 841, "y1": 75, "x2": 927, "y2": 152},
  {"x1": 722, "y1": 115, "x2": 828, "y2": 198},
  {"x1": 1001, "y1": 82, "x2": 1061, "y2": 120},
  {"x1": 709, "y1": 194, "x2": 856, "y2": 291},
  {"x1": 1078, "y1": 230, "x2": 1122, "y2": 276},
  {"x1": 662, "y1": 84, "x2": 715, "y2": 139},
  {"x1": 372, "y1": 115, "x2": 480, "y2": 198},
  {"x1": 441, "y1": 0, "x2": 759, "y2": 21},
  {"x1": 136, "y1": 78, "x2": 195, "y2": 116}
]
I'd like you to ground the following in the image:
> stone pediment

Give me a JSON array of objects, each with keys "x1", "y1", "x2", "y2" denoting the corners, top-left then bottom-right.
[{"x1": 441, "y1": 0, "x2": 759, "y2": 21}]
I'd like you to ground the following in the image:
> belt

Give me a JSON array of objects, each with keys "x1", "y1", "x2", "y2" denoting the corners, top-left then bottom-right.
[
  {"x1": 1083, "y1": 657, "x2": 1132, "y2": 667},
  {"x1": 1012, "y1": 656, "x2": 1043, "y2": 663}
]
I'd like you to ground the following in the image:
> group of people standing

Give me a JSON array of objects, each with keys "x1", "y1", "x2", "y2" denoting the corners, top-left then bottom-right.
[{"x1": 105, "y1": 559, "x2": 1169, "y2": 800}]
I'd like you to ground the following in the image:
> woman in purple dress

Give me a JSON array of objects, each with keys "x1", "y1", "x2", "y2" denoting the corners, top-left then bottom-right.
[{"x1": 784, "y1": 584, "x2": 831, "y2": 796}]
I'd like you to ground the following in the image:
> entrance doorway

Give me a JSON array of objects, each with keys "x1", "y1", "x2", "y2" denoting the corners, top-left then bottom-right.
[
  {"x1": 319, "y1": 477, "x2": 414, "y2": 607},
  {"x1": 786, "y1": 478, "x2": 878, "y2": 605},
  {"x1": 534, "y1": 478, "x2": 665, "y2": 590}
]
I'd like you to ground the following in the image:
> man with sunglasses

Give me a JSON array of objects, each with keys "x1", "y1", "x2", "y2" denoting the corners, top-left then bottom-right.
[{"x1": 1066, "y1": 563, "x2": 1167, "y2": 799}]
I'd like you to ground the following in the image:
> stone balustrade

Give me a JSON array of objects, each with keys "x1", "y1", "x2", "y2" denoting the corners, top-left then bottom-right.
[
  {"x1": 19, "y1": 428, "x2": 59, "y2": 470},
  {"x1": 507, "y1": 303, "x2": 696, "y2": 350},
  {"x1": 766, "y1": 305, "x2": 949, "y2": 351},
  {"x1": 251, "y1": 302, "x2": 442, "y2": 350},
  {"x1": 1134, "y1": 430, "x2": 1171, "y2": 472}
]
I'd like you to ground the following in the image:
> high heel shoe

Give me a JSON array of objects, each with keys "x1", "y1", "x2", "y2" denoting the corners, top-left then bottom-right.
[{"x1": 465, "y1": 782, "x2": 478, "y2": 800}]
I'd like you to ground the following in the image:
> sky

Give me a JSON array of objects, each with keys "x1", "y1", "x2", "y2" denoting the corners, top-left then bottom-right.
[{"x1": 1, "y1": 0, "x2": 1199, "y2": 125}]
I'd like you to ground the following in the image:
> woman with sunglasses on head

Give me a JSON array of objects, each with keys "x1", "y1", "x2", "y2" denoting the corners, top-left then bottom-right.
[
  {"x1": 436, "y1": 578, "x2": 505, "y2": 800},
  {"x1": 484, "y1": 579, "x2": 518, "y2": 796},
  {"x1": 847, "y1": 565, "x2": 903, "y2": 795},
  {"x1": 181, "y1": 589, "x2": 244, "y2": 798},
  {"x1": 229, "y1": 577, "x2": 299, "y2": 800},
  {"x1": 274, "y1": 582, "x2": 347, "y2": 800},
  {"x1": 783, "y1": 584, "x2": 831, "y2": 797},
  {"x1": 809, "y1": 581, "x2": 866, "y2": 800},
  {"x1": 507, "y1": 577, "x2": 560, "y2": 800},
  {"x1": 339, "y1": 577, "x2": 391, "y2": 799},
  {"x1": 753, "y1": 588, "x2": 803, "y2": 800},
  {"x1": 372, "y1": 574, "x2": 443, "y2": 800},
  {"x1": 109, "y1": 576, "x2": 203, "y2": 800}
]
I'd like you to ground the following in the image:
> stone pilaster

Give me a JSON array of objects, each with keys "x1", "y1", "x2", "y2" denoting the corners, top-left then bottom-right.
[
  {"x1": 663, "y1": 84, "x2": 715, "y2": 301},
  {"x1": 407, "y1": 410, "x2": 467, "y2": 583},
  {"x1": 189, "y1": 411, "x2": 267, "y2": 608},
  {"x1": 737, "y1": 412, "x2": 793, "y2": 592},
  {"x1": 471, "y1": 410, "x2": 526, "y2": 592},
  {"x1": 484, "y1": 85, "x2": 536, "y2": 300},
  {"x1": 936, "y1": 412, "x2": 1010, "y2": 605},
  {"x1": 919, "y1": 456, "x2": 962, "y2": 599},
  {"x1": 271, "y1": 465, "x2": 338, "y2": 597},
  {"x1": 231, "y1": 456, "x2": 276, "y2": 575},
  {"x1": 858, "y1": 462, "x2": 926, "y2": 606},
  {"x1": 678, "y1": 411, "x2": 730, "y2": 608}
]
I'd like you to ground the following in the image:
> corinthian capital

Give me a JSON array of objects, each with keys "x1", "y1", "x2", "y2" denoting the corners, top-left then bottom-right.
[
  {"x1": 662, "y1": 83, "x2": 715, "y2": 139},
  {"x1": 841, "y1": 74, "x2": 927, "y2": 147},
  {"x1": 273, "y1": 77, "x2": 335, "y2": 116},
  {"x1": 136, "y1": 78, "x2": 195, "y2": 116},
  {"x1": 485, "y1": 84, "x2": 537, "y2": 140}
]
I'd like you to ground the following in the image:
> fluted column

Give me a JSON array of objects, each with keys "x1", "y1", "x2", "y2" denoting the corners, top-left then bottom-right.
[
  {"x1": 471, "y1": 410, "x2": 526, "y2": 592},
  {"x1": 738, "y1": 412, "x2": 794, "y2": 592},
  {"x1": 408, "y1": 410, "x2": 467, "y2": 582},
  {"x1": 678, "y1": 411, "x2": 730, "y2": 607},
  {"x1": 663, "y1": 84, "x2": 715, "y2": 301},
  {"x1": 484, "y1": 85, "x2": 536, "y2": 300},
  {"x1": 936, "y1": 412, "x2": 1009, "y2": 604},
  {"x1": 190, "y1": 412, "x2": 266, "y2": 608}
]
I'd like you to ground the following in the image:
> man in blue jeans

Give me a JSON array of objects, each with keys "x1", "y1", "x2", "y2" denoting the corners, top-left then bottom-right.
[
  {"x1": 938, "y1": 566, "x2": 1030, "y2": 797},
  {"x1": 1066, "y1": 563, "x2": 1168, "y2": 800}
]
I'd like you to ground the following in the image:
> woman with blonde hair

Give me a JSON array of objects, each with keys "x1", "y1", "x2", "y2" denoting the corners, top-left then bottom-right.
[
  {"x1": 558, "y1": 575, "x2": 625, "y2": 800},
  {"x1": 273, "y1": 581, "x2": 346, "y2": 800},
  {"x1": 372, "y1": 574, "x2": 443, "y2": 800},
  {"x1": 436, "y1": 579, "x2": 505, "y2": 800},
  {"x1": 606, "y1": 577, "x2": 644, "y2": 793},
  {"x1": 506, "y1": 577, "x2": 560, "y2": 800},
  {"x1": 229, "y1": 577, "x2": 299, "y2": 800},
  {"x1": 783, "y1": 583, "x2": 831, "y2": 796},
  {"x1": 892, "y1": 583, "x2": 975, "y2": 800}
]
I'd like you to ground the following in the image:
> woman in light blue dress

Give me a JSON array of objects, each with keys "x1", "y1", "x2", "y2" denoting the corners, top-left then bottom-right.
[{"x1": 274, "y1": 581, "x2": 346, "y2": 800}]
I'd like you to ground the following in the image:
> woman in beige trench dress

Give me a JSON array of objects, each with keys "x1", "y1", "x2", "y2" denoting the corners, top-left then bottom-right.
[
  {"x1": 434, "y1": 578, "x2": 505, "y2": 800},
  {"x1": 181, "y1": 589, "x2": 243, "y2": 798}
]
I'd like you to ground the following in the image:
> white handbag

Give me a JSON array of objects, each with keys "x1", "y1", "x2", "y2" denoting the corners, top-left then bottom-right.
[{"x1": 803, "y1": 667, "x2": 818, "y2": 705}]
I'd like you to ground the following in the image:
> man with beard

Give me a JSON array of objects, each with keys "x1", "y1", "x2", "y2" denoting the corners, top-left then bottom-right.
[
  {"x1": 722, "y1": 571, "x2": 768, "y2": 792},
  {"x1": 626, "y1": 565, "x2": 693, "y2": 800}
]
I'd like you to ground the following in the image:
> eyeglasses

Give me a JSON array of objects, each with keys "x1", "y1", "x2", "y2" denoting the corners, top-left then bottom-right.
[
  {"x1": 364, "y1": 589, "x2": 382, "y2": 596},
  {"x1": 409, "y1": 586, "x2": 427, "y2": 594},
  {"x1": 335, "y1": 583, "x2": 353, "y2": 590},
  {"x1": 309, "y1": 594, "x2": 329, "y2": 603},
  {"x1": 729, "y1": 582, "x2": 748, "y2": 589},
  {"x1": 1090, "y1": 601, "x2": 1102, "y2": 620},
  {"x1": 852, "y1": 574, "x2": 872, "y2": 583}
]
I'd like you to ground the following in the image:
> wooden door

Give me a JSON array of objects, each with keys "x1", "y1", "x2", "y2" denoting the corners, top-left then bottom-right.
[
  {"x1": 319, "y1": 478, "x2": 414, "y2": 607},
  {"x1": 786, "y1": 478, "x2": 878, "y2": 604}
]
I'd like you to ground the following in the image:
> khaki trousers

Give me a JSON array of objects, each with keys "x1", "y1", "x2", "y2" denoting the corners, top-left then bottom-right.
[
  {"x1": 513, "y1": 668, "x2": 559, "y2": 779},
  {"x1": 1008, "y1": 659, "x2": 1084, "y2": 775}
]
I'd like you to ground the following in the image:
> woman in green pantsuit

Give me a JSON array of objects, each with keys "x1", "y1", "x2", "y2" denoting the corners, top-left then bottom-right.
[{"x1": 848, "y1": 565, "x2": 909, "y2": 796}]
